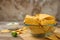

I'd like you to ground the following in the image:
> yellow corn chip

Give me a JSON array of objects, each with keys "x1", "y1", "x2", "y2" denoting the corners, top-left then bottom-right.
[
  {"x1": 36, "y1": 14, "x2": 56, "y2": 25},
  {"x1": 1, "y1": 29, "x2": 10, "y2": 33},
  {"x1": 55, "y1": 33, "x2": 60, "y2": 38},
  {"x1": 29, "y1": 26, "x2": 45, "y2": 34},
  {"x1": 24, "y1": 15, "x2": 39, "y2": 25},
  {"x1": 37, "y1": 14, "x2": 55, "y2": 20},
  {"x1": 40, "y1": 19, "x2": 56, "y2": 25},
  {"x1": 46, "y1": 33, "x2": 59, "y2": 40},
  {"x1": 42, "y1": 26, "x2": 51, "y2": 32}
]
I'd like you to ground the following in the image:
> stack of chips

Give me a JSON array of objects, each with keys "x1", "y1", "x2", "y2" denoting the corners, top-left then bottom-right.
[{"x1": 24, "y1": 14, "x2": 56, "y2": 38}]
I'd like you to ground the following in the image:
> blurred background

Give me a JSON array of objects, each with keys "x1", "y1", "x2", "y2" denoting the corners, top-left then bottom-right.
[{"x1": 0, "y1": 0, "x2": 60, "y2": 25}]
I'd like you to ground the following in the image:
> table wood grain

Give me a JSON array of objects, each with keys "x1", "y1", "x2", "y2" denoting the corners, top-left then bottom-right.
[{"x1": 0, "y1": 22, "x2": 60, "y2": 40}]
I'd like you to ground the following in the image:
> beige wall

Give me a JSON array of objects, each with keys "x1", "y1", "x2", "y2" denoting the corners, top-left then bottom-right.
[
  {"x1": 0, "y1": 0, "x2": 33, "y2": 21},
  {"x1": 56, "y1": 0, "x2": 60, "y2": 21},
  {"x1": 0, "y1": 0, "x2": 59, "y2": 21}
]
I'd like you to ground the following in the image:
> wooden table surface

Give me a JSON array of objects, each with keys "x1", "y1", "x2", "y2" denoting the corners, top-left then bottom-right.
[
  {"x1": 0, "y1": 31, "x2": 48, "y2": 40},
  {"x1": 0, "y1": 28, "x2": 59, "y2": 40},
  {"x1": 0, "y1": 22, "x2": 60, "y2": 40}
]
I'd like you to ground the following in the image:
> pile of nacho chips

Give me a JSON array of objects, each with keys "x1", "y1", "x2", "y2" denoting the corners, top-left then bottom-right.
[
  {"x1": 24, "y1": 14, "x2": 56, "y2": 34},
  {"x1": 24, "y1": 14, "x2": 60, "y2": 40}
]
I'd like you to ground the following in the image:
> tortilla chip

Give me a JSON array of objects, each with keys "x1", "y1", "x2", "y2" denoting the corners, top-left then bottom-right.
[
  {"x1": 29, "y1": 26, "x2": 45, "y2": 34},
  {"x1": 24, "y1": 15, "x2": 39, "y2": 25},
  {"x1": 46, "y1": 33, "x2": 59, "y2": 40}
]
